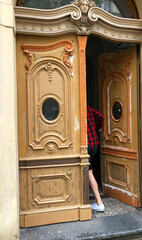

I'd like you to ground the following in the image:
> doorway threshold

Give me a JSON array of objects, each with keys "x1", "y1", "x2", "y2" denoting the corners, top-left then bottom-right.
[{"x1": 20, "y1": 195, "x2": 142, "y2": 240}]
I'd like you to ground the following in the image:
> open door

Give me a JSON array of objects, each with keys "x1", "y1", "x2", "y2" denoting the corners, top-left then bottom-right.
[
  {"x1": 98, "y1": 46, "x2": 140, "y2": 207},
  {"x1": 16, "y1": 34, "x2": 91, "y2": 227}
]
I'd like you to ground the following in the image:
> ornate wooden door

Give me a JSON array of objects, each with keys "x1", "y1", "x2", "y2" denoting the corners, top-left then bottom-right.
[
  {"x1": 17, "y1": 34, "x2": 91, "y2": 227},
  {"x1": 98, "y1": 46, "x2": 140, "y2": 207}
]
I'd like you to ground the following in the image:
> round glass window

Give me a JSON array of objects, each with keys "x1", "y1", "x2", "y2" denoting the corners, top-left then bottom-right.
[
  {"x1": 112, "y1": 101, "x2": 122, "y2": 121},
  {"x1": 42, "y1": 98, "x2": 59, "y2": 121}
]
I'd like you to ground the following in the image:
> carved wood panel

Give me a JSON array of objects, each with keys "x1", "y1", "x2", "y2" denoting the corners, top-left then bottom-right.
[
  {"x1": 27, "y1": 165, "x2": 81, "y2": 209},
  {"x1": 99, "y1": 47, "x2": 139, "y2": 207},
  {"x1": 101, "y1": 56, "x2": 131, "y2": 145},
  {"x1": 32, "y1": 173, "x2": 70, "y2": 205},
  {"x1": 106, "y1": 158, "x2": 130, "y2": 190},
  {"x1": 22, "y1": 40, "x2": 74, "y2": 150}
]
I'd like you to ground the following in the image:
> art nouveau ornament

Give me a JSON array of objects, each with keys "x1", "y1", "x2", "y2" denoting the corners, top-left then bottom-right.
[{"x1": 72, "y1": 0, "x2": 95, "y2": 34}]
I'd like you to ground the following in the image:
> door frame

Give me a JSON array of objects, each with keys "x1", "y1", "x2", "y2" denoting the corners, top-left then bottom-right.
[{"x1": 14, "y1": 1, "x2": 142, "y2": 206}]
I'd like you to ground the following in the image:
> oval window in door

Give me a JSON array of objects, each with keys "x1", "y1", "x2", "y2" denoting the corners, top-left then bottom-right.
[
  {"x1": 111, "y1": 100, "x2": 123, "y2": 121},
  {"x1": 42, "y1": 98, "x2": 59, "y2": 121}
]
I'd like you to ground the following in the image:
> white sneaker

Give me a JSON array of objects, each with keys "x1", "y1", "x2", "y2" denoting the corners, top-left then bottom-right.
[{"x1": 91, "y1": 203, "x2": 105, "y2": 212}]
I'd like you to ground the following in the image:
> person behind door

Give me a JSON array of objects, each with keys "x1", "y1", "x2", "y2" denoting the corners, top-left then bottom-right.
[{"x1": 87, "y1": 105, "x2": 105, "y2": 211}]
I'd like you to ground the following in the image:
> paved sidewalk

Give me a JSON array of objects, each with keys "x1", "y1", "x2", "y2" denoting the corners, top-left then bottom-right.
[{"x1": 20, "y1": 196, "x2": 142, "y2": 240}]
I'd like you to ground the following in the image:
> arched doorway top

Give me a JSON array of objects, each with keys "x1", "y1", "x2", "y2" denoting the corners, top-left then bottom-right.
[
  {"x1": 15, "y1": 0, "x2": 142, "y2": 43},
  {"x1": 16, "y1": 0, "x2": 139, "y2": 19}
]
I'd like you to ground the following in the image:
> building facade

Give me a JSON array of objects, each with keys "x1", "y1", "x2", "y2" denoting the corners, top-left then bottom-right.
[{"x1": 1, "y1": 0, "x2": 142, "y2": 239}]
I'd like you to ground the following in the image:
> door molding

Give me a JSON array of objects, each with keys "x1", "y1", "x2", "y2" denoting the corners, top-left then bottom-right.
[
  {"x1": 15, "y1": 1, "x2": 142, "y2": 42},
  {"x1": 101, "y1": 145, "x2": 137, "y2": 160}
]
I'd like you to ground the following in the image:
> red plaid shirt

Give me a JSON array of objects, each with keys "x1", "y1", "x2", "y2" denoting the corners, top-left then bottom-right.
[{"x1": 87, "y1": 105, "x2": 104, "y2": 149}]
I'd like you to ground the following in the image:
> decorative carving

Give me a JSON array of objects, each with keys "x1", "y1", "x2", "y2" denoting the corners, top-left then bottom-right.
[
  {"x1": 15, "y1": 5, "x2": 142, "y2": 41},
  {"x1": 16, "y1": 0, "x2": 139, "y2": 21},
  {"x1": 21, "y1": 39, "x2": 74, "y2": 150},
  {"x1": 72, "y1": 0, "x2": 95, "y2": 34},
  {"x1": 63, "y1": 52, "x2": 73, "y2": 73},
  {"x1": 22, "y1": 40, "x2": 74, "y2": 74},
  {"x1": 15, "y1": 4, "x2": 81, "y2": 21},
  {"x1": 47, "y1": 143, "x2": 56, "y2": 154},
  {"x1": 78, "y1": 36, "x2": 87, "y2": 151},
  {"x1": 113, "y1": 136, "x2": 120, "y2": 146},
  {"x1": 102, "y1": 55, "x2": 131, "y2": 143},
  {"x1": 22, "y1": 49, "x2": 32, "y2": 71},
  {"x1": 73, "y1": 0, "x2": 95, "y2": 22},
  {"x1": 27, "y1": 61, "x2": 73, "y2": 149},
  {"x1": 44, "y1": 63, "x2": 55, "y2": 83}
]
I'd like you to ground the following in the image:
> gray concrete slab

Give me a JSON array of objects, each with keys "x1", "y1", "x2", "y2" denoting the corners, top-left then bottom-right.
[{"x1": 20, "y1": 196, "x2": 142, "y2": 240}]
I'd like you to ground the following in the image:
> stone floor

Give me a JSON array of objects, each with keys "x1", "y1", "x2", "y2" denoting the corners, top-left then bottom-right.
[
  {"x1": 20, "y1": 193, "x2": 142, "y2": 240},
  {"x1": 90, "y1": 193, "x2": 139, "y2": 218}
]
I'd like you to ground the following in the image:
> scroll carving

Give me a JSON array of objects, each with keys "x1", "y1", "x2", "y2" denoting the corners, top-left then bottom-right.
[
  {"x1": 23, "y1": 49, "x2": 32, "y2": 71},
  {"x1": 15, "y1": 1, "x2": 142, "y2": 42},
  {"x1": 22, "y1": 40, "x2": 74, "y2": 74}
]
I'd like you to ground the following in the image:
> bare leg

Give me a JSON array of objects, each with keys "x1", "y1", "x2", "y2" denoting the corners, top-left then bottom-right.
[{"x1": 89, "y1": 169, "x2": 102, "y2": 206}]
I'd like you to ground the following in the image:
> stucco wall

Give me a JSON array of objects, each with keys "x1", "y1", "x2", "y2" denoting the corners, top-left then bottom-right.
[{"x1": 0, "y1": 0, "x2": 19, "y2": 240}]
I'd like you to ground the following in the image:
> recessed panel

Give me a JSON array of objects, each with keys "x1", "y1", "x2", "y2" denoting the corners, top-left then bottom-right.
[
  {"x1": 33, "y1": 174, "x2": 69, "y2": 204},
  {"x1": 106, "y1": 159, "x2": 129, "y2": 188}
]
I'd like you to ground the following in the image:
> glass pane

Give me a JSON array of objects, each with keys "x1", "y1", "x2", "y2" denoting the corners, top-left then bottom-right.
[
  {"x1": 22, "y1": 0, "x2": 72, "y2": 9},
  {"x1": 42, "y1": 98, "x2": 59, "y2": 121},
  {"x1": 112, "y1": 101, "x2": 122, "y2": 121},
  {"x1": 94, "y1": 0, "x2": 122, "y2": 17}
]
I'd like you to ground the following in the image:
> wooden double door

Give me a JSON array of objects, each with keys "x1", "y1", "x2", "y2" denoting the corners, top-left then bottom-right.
[{"x1": 17, "y1": 33, "x2": 141, "y2": 227}]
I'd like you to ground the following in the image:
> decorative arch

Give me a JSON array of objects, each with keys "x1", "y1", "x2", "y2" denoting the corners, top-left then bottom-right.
[{"x1": 16, "y1": 0, "x2": 139, "y2": 19}]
